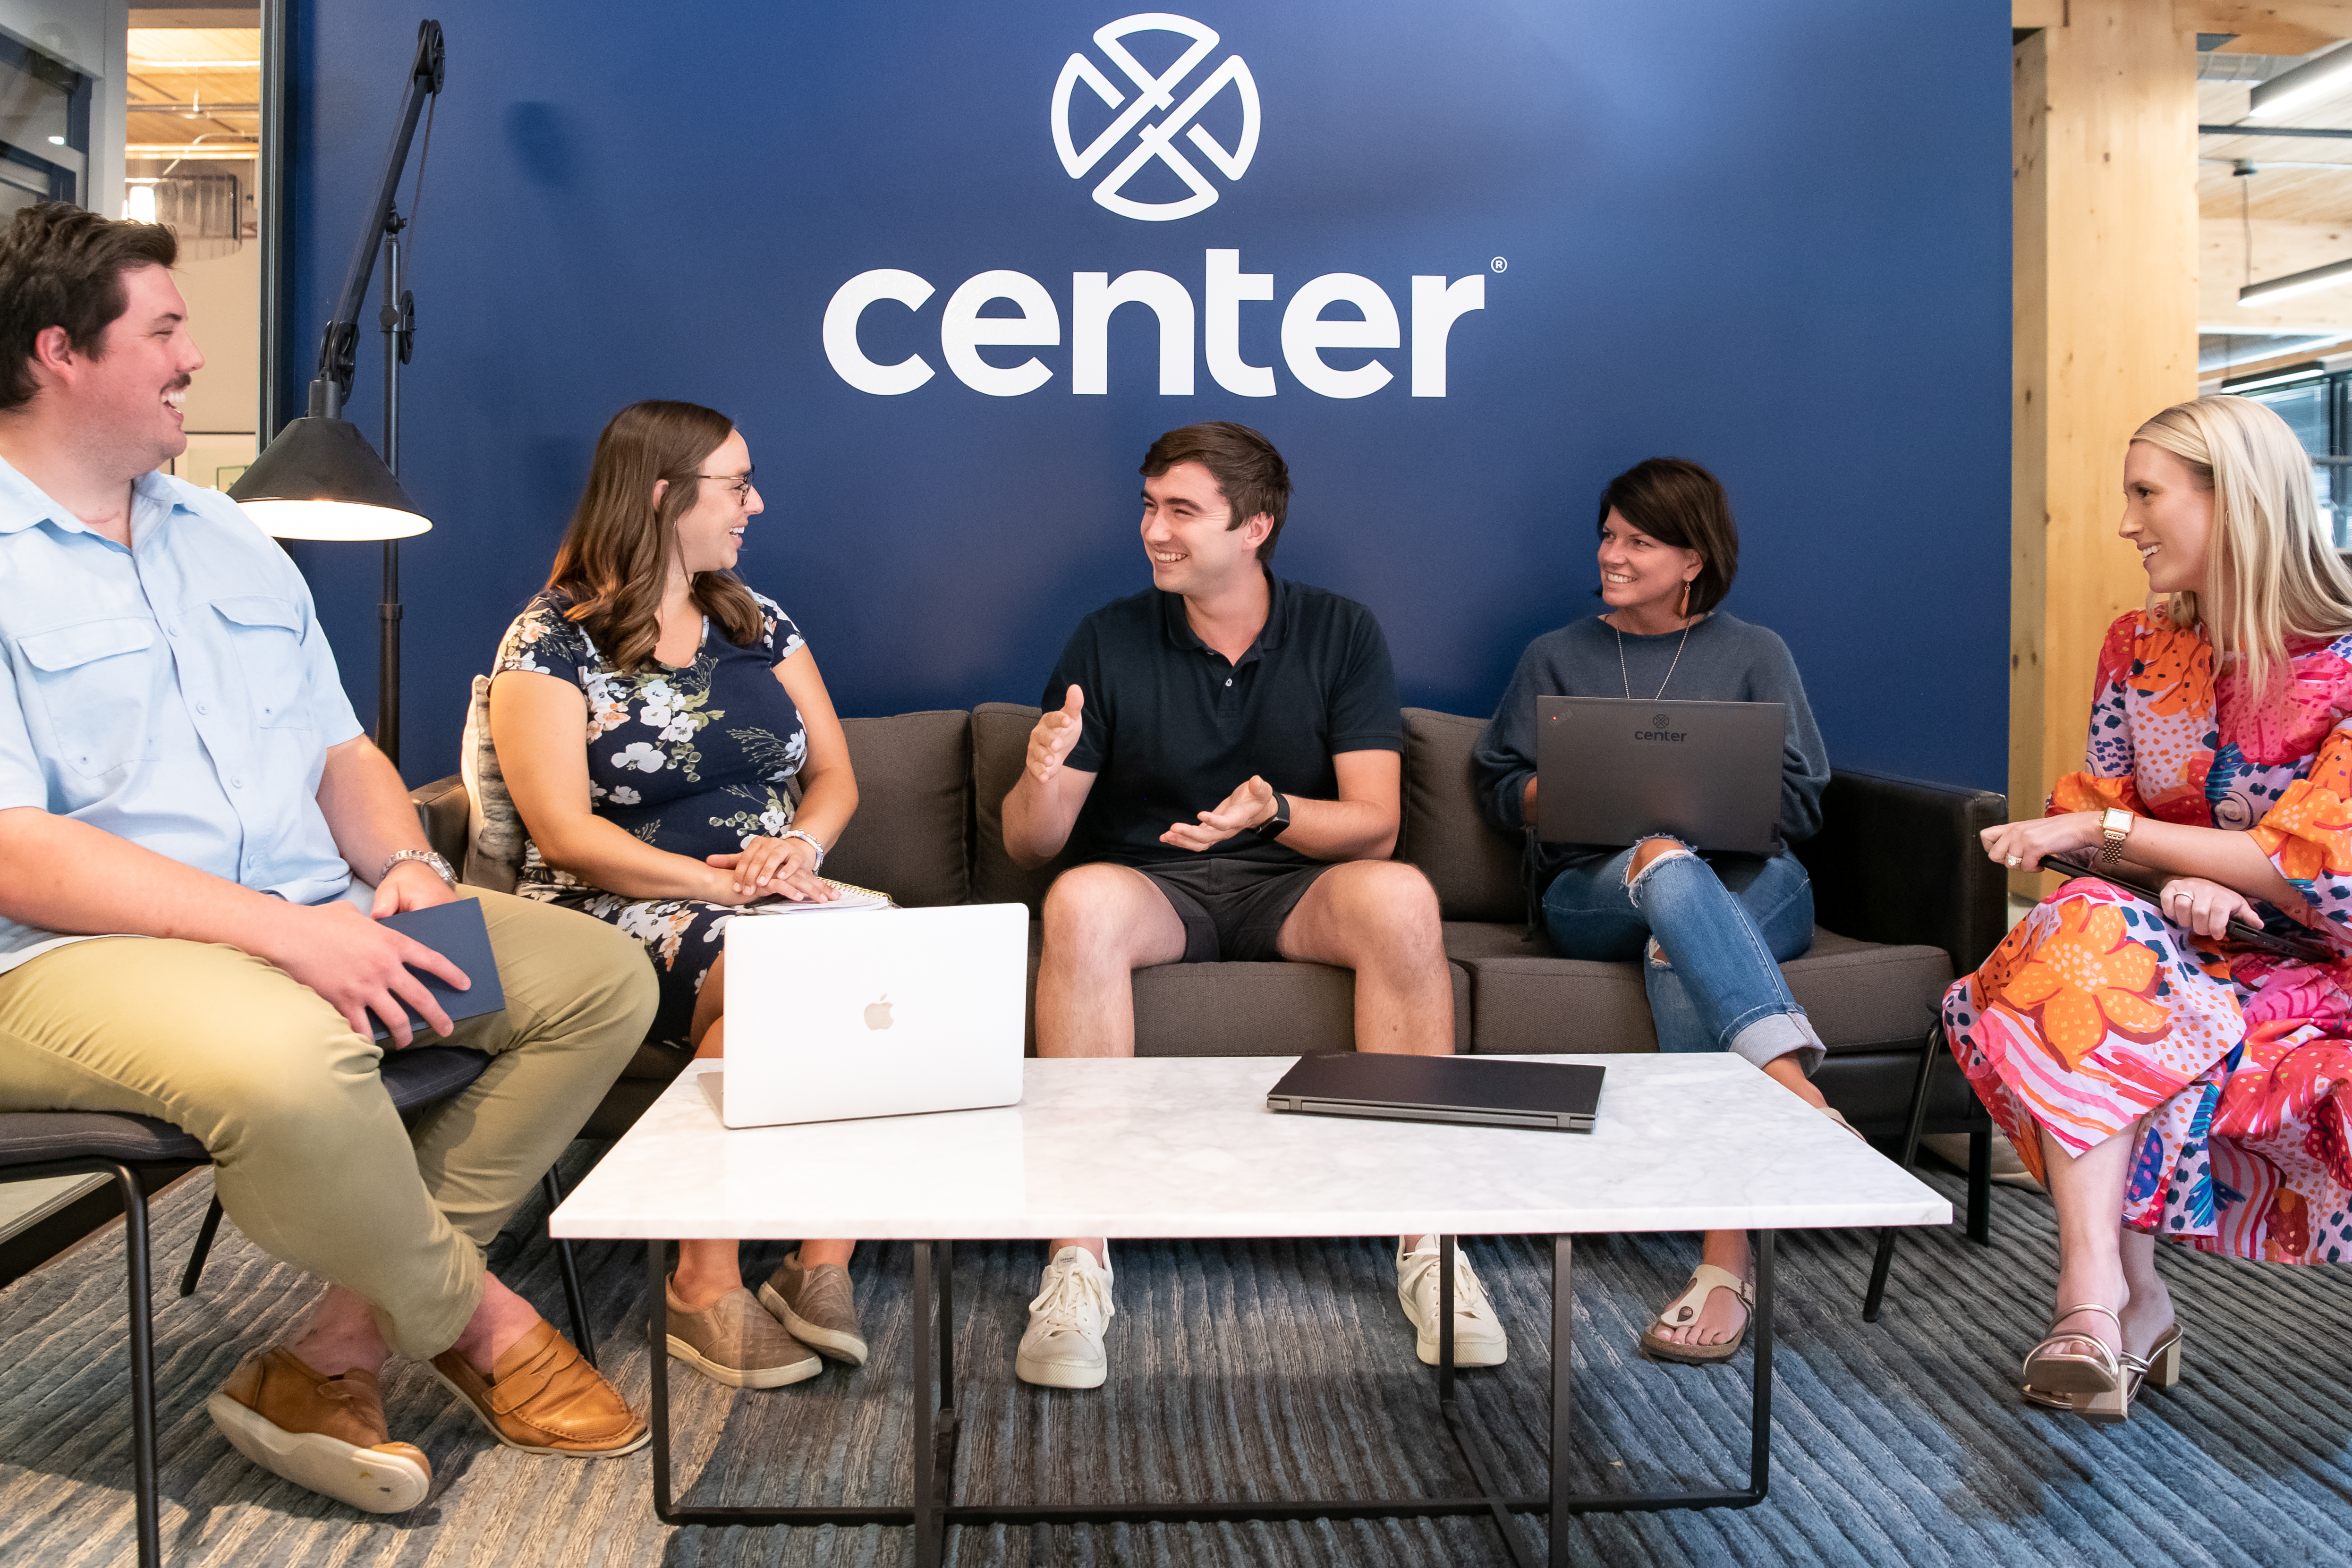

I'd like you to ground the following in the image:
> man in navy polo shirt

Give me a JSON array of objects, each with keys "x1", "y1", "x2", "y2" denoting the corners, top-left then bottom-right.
[{"x1": 999, "y1": 420, "x2": 1505, "y2": 1388}]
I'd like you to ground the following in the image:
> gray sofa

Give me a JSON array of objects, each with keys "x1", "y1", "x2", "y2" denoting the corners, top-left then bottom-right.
[{"x1": 412, "y1": 703, "x2": 2006, "y2": 1146}]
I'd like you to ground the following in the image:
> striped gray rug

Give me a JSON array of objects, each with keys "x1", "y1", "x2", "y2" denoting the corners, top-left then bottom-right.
[{"x1": 0, "y1": 1144, "x2": 2347, "y2": 1567}]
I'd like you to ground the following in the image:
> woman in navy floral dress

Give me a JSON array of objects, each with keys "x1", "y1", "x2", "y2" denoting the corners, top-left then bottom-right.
[{"x1": 492, "y1": 400, "x2": 867, "y2": 1390}]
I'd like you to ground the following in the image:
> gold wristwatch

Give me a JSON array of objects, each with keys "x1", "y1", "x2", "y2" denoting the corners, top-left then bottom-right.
[{"x1": 2097, "y1": 808, "x2": 2135, "y2": 871}]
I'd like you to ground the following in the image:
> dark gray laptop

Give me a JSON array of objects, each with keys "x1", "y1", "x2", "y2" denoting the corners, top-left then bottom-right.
[
  {"x1": 1266, "y1": 1053, "x2": 1603, "y2": 1133},
  {"x1": 1535, "y1": 695, "x2": 1784, "y2": 853}
]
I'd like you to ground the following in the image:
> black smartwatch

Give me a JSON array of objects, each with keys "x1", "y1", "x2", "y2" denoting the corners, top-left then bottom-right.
[{"x1": 1252, "y1": 791, "x2": 1292, "y2": 840}]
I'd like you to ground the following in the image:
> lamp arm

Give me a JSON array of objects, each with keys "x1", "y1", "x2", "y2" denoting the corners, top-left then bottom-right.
[{"x1": 309, "y1": 18, "x2": 444, "y2": 418}]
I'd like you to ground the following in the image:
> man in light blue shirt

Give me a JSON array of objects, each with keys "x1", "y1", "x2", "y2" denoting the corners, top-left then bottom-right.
[{"x1": 0, "y1": 203, "x2": 659, "y2": 1512}]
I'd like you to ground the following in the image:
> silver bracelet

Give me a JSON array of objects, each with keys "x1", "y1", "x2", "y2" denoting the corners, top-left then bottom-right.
[
  {"x1": 379, "y1": 848, "x2": 456, "y2": 888},
  {"x1": 777, "y1": 829, "x2": 825, "y2": 871}
]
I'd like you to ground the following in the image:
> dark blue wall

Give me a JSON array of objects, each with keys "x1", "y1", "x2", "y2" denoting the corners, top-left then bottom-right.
[{"x1": 282, "y1": 0, "x2": 2010, "y2": 789}]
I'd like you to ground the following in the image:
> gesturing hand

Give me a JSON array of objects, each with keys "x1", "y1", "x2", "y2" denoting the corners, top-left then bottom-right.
[
  {"x1": 1027, "y1": 685, "x2": 1085, "y2": 785},
  {"x1": 2157, "y1": 876, "x2": 2258, "y2": 939},
  {"x1": 1161, "y1": 775, "x2": 1278, "y2": 852},
  {"x1": 263, "y1": 899, "x2": 469, "y2": 1049}
]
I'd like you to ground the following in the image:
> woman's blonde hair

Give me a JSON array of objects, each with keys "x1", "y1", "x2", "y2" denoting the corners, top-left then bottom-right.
[{"x1": 2131, "y1": 393, "x2": 2352, "y2": 694}]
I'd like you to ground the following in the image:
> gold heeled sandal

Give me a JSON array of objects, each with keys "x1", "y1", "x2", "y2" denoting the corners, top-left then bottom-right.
[
  {"x1": 2021, "y1": 1303, "x2": 2123, "y2": 1398},
  {"x1": 2075, "y1": 1322, "x2": 2183, "y2": 1425}
]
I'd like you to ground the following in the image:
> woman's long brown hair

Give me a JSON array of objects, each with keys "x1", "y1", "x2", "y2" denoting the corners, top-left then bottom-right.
[{"x1": 546, "y1": 399, "x2": 765, "y2": 672}]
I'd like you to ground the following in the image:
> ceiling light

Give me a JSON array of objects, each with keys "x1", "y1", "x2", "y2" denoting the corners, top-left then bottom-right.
[
  {"x1": 2249, "y1": 44, "x2": 2352, "y2": 120},
  {"x1": 124, "y1": 185, "x2": 155, "y2": 222},
  {"x1": 2221, "y1": 360, "x2": 2327, "y2": 393},
  {"x1": 46, "y1": 136, "x2": 62, "y2": 145},
  {"x1": 2242, "y1": 257, "x2": 2352, "y2": 306}
]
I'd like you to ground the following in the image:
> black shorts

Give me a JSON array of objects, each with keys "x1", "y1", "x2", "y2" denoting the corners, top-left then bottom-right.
[{"x1": 1131, "y1": 857, "x2": 1333, "y2": 964}]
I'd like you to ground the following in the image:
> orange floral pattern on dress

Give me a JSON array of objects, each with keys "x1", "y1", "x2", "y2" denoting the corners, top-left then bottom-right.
[
  {"x1": 1998, "y1": 900, "x2": 2169, "y2": 1068},
  {"x1": 2129, "y1": 621, "x2": 2214, "y2": 717},
  {"x1": 1942, "y1": 609, "x2": 2352, "y2": 1266},
  {"x1": 2048, "y1": 771, "x2": 2146, "y2": 818}
]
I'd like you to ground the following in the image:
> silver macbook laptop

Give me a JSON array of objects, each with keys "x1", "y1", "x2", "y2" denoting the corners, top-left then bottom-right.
[
  {"x1": 717, "y1": 903, "x2": 1027, "y2": 1128},
  {"x1": 1535, "y1": 695, "x2": 1784, "y2": 853}
]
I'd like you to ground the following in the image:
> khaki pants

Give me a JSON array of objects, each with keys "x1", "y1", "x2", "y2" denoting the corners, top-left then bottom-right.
[{"x1": 0, "y1": 888, "x2": 656, "y2": 1358}]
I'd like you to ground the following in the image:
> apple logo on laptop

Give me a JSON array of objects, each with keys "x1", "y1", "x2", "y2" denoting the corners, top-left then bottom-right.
[{"x1": 864, "y1": 994, "x2": 893, "y2": 1031}]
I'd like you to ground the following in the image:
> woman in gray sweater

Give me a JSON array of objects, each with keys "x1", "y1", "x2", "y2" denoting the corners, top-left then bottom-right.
[{"x1": 1471, "y1": 457, "x2": 1842, "y2": 1365}]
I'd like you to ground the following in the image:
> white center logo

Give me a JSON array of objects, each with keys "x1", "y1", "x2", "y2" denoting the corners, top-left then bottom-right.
[{"x1": 1052, "y1": 13, "x2": 1260, "y2": 222}]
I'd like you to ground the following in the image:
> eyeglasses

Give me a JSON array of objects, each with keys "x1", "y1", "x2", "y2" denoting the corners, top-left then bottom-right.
[{"x1": 696, "y1": 471, "x2": 756, "y2": 505}]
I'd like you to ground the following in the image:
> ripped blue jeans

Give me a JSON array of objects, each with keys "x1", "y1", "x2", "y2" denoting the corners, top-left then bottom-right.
[{"x1": 1541, "y1": 844, "x2": 1822, "y2": 1072}]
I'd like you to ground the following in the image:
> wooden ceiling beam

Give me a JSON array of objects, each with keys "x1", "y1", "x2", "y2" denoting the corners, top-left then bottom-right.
[{"x1": 2176, "y1": 1, "x2": 2352, "y2": 47}]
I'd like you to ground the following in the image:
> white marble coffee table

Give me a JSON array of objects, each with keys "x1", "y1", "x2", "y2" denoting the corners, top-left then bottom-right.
[{"x1": 554, "y1": 1054, "x2": 1949, "y2": 1568}]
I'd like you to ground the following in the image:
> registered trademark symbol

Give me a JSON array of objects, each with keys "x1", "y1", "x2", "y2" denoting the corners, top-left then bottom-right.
[{"x1": 1490, "y1": 256, "x2": 1507, "y2": 272}]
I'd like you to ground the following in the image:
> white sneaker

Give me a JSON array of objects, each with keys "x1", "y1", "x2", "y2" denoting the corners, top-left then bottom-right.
[
  {"x1": 1016, "y1": 1246, "x2": 1115, "y2": 1389},
  {"x1": 1396, "y1": 1239, "x2": 1509, "y2": 1367}
]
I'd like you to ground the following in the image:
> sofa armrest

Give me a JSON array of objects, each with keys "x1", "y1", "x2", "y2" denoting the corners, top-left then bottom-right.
[
  {"x1": 410, "y1": 774, "x2": 469, "y2": 868},
  {"x1": 1792, "y1": 768, "x2": 2007, "y2": 979}
]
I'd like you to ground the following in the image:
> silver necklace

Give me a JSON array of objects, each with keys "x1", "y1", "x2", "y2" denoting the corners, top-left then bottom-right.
[{"x1": 1614, "y1": 615, "x2": 1693, "y2": 701}]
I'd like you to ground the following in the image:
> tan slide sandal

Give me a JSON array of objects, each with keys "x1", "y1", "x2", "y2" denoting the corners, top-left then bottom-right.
[{"x1": 1638, "y1": 1263, "x2": 1753, "y2": 1366}]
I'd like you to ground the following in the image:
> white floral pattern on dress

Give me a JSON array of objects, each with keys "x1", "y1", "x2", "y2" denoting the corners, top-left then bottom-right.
[{"x1": 489, "y1": 585, "x2": 811, "y2": 1050}]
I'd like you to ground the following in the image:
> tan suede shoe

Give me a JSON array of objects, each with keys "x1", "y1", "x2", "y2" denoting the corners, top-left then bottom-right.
[
  {"x1": 759, "y1": 1253, "x2": 869, "y2": 1365},
  {"x1": 428, "y1": 1318, "x2": 649, "y2": 1457},
  {"x1": 206, "y1": 1348, "x2": 431, "y2": 1513}
]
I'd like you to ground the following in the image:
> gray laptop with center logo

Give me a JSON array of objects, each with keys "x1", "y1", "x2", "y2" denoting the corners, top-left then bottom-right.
[{"x1": 1535, "y1": 695, "x2": 1785, "y2": 853}]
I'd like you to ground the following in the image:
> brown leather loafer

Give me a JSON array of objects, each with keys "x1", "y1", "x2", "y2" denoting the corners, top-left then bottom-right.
[
  {"x1": 206, "y1": 1348, "x2": 431, "y2": 1513},
  {"x1": 429, "y1": 1318, "x2": 648, "y2": 1457}
]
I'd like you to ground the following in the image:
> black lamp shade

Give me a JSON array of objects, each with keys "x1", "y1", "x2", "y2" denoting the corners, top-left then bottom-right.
[{"x1": 229, "y1": 416, "x2": 432, "y2": 540}]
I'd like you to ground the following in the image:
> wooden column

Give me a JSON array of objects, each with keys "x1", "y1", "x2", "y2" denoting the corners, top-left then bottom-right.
[{"x1": 2012, "y1": 5, "x2": 2198, "y2": 894}]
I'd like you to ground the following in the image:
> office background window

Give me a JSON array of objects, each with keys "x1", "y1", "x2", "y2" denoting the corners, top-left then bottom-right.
[
  {"x1": 0, "y1": 32, "x2": 89, "y2": 217},
  {"x1": 2237, "y1": 369, "x2": 2352, "y2": 546}
]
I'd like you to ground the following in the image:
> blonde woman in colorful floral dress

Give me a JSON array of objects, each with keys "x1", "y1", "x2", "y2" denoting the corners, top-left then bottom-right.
[
  {"x1": 1953, "y1": 394, "x2": 2352, "y2": 1424},
  {"x1": 492, "y1": 400, "x2": 868, "y2": 1393}
]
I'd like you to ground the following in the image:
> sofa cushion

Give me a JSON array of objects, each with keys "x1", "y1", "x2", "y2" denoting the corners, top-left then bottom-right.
[
  {"x1": 1401, "y1": 708, "x2": 1524, "y2": 923},
  {"x1": 1021, "y1": 915, "x2": 1473, "y2": 1054},
  {"x1": 1782, "y1": 929, "x2": 1953, "y2": 1052},
  {"x1": 461, "y1": 673, "x2": 526, "y2": 894},
  {"x1": 1441, "y1": 919, "x2": 1544, "y2": 960},
  {"x1": 824, "y1": 711, "x2": 971, "y2": 907},
  {"x1": 972, "y1": 703, "x2": 1083, "y2": 911},
  {"x1": 1455, "y1": 925, "x2": 1952, "y2": 1056}
]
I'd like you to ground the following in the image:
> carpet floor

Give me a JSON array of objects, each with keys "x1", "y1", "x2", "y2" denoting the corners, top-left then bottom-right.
[{"x1": 0, "y1": 1145, "x2": 2347, "y2": 1567}]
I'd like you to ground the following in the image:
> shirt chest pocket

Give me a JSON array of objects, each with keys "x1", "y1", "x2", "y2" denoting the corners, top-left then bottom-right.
[
  {"x1": 18, "y1": 617, "x2": 164, "y2": 779},
  {"x1": 211, "y1": 596, "x2": 311, "y2": 729}
]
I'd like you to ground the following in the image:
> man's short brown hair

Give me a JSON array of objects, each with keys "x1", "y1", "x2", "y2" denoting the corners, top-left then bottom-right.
[
  {"x1": 1140, "y1": 421, "x2": 1291, "y2": 562},
  {"x1": 0, "y1": 202, "x2": 178, "y2": 412},
  {"x1": 1596, "y1": 457, "x2": 1741, "y2": 617}
]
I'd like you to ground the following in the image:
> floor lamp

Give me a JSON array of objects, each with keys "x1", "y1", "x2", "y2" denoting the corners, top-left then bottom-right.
[{"x1": 231, "y1": 20, "x2": 444, "y2": 767}]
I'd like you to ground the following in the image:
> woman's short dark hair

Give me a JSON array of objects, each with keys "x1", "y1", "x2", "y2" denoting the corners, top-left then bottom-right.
[
  {"x1": 1140, "y1": 421, "x2": 1291, "y2": 561},
  {"x1": 1596, "y1": 457, "x2": 1739, "y2": 617},
  {"x1": 0, "y1": 202, "x2": 178, "y2": 412}
]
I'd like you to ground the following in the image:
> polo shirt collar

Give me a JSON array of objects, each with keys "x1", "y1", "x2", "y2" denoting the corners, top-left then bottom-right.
[{"x1": 1158, "y1": 569, "x2": 1291, "y2": 661}]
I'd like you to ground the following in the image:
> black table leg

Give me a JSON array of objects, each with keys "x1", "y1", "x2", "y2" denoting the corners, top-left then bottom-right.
[
  {"x1": 1550, "y1": 1233, "x2": 1571, "y2": 1568},
  {"x1": 912, "y1": 1241, "x2": 938, "y2": 1567},
  {"x1": 644, "y1": 1237, "x2": 915, "y2": 1529},
  {"x1": 647, "y1": 1240, "x2": 673, "y2": 1521},
  {"x1": 634, "y1": 1230, "x2": 1775, "y2": 1550},
  {"x1": 1437, "y1": 1236, "x2": 1542, "y2": 1568},
  {"x1": 1748, "y1": 1230, "x2": 1774, "y2": 1502}
]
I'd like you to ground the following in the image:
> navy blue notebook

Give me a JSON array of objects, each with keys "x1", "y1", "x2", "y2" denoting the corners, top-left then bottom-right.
[{"x1": 372, "y1": 898, "x2": 507, "y2": 1043}]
